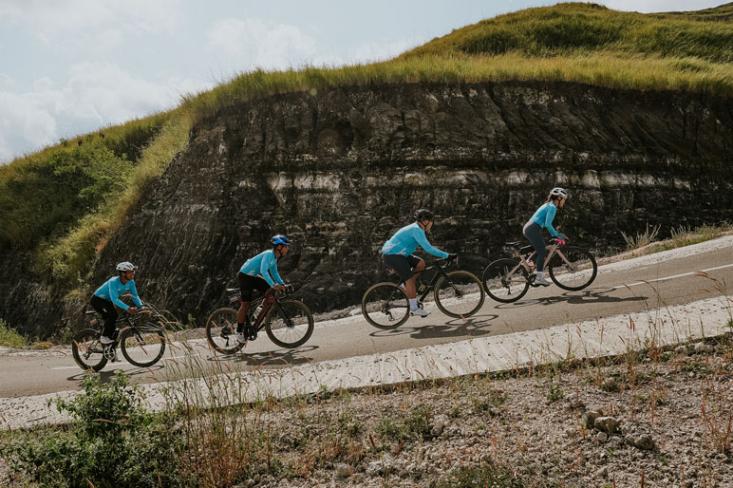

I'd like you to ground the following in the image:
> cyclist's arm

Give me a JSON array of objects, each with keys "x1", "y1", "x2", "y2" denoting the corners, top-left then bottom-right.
[
  {"x1": 259, "y1": 254, "x2": 277, "y2": 287},
  {"x1": 128, "y1": 281, "x2": 144, "y2": 308},
  {"x1": 544, "y1": 205, "x2": 561, "y2": 238},
  {"x1": 108, "y1": 282, "x2": 131, "y2": 312},
  {"x1": 414, "y1": 228, "x2": 449, "y2": 259},
  {"x1": 270, "y1": 262, "x2": 286, "y2": 286}
]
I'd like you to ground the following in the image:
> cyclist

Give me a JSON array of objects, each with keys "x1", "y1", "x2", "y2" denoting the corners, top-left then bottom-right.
[
  {"x1": 235, "y1": 234, "x2": 289, "y2": 343},
  {"x1": 523, "y1": 187, "x2": 569, "y2": 286},
  {"x1": 91, "y1": 261, "x2": 144, "y2": 345},
  {"x1": 382, "y1": 209, "x2": 453, "y2": 318}
]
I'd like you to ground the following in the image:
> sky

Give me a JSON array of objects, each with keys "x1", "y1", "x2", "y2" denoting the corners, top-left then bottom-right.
[{"x1": 0, "y1": 0, "x2": 725, "y2": 163}]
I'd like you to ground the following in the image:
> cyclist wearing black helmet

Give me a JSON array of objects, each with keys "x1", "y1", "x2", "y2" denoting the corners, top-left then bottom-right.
[
  {"x1": 524, "y1": 187, "x2": 569, "y2": 286},
  {"x1": 381, "y1": 209, "x2": 454, "y2": 317},
  {"x1": 235, "y1": 235, "x2": 289, "y2": 342}
]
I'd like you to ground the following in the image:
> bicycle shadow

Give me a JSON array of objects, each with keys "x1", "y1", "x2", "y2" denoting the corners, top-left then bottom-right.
[
  {"x1": 369, "y1": 313, "x2": 499, "y2": 340},
  {"x1": 66, "y1": 364, "x2": 164, "y2": 383},
  {"x1": 494, "y1": 288, "x2": 648, "y2": 309},
  {"x1": 208, "y1": 345, "x2": 318, "y2": 367}
]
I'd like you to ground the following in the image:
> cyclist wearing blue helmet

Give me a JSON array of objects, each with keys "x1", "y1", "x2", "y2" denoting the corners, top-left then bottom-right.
[{"x1": 235, "y1": 234, "x2": 289, "y2": 342}]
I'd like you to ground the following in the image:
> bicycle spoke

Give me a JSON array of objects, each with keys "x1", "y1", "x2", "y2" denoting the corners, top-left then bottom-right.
[
  {"x1": 482, "y1": 258, "x2": 529, "y2": 303},
  {"x1": 362, "y1": 282, "x2": 410, "y2": 329},
  {"x1": 434, "y1": 271, "x2": 484, "y2": 318},
  {"x1": 548, "y1": 247, "x2": 598, "y2": 291}
]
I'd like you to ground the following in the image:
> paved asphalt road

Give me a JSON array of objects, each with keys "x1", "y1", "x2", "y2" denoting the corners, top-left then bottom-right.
[{"x1": 1, "y1": 240, "x2": 731, "y2": 398}]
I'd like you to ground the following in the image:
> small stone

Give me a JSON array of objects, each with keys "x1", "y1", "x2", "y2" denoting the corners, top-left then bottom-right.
[
  {"x1": 335, "y1": 464, "x2": 354, "y2": 480},
  {"x1": 608, "y1": 436, "x2": 624, "y2": 449},
  {"x1": 694, "y1": 342, "x2": 714, "y2": 354},
  {"x1": 594, "y1": 416, "x2": 620, "y2": 434},
  {"x1": 675, "y1": 345, "x2": 688, "y2": 355},
  {"x1": 601, "y1": 378, "x2": 620, "y2": 392},
  {"x1": 583, "y1": 410, "x2": 602, "y2": 429},
  {"x1": 431, "y1": 415, "x2": 448, "y2": 437},
  {"x1": 634, "y1": 434, "x2": 656, "y2": 451},
  {"x1": 366, "y1": 461, "x2": 384, "y2": 477},
  {"x1": 594, "y1": 431, "x2": 608, "y2": 443},
  {"x1": 595, "y1": 466, "x2": 609, "y2": 479}
]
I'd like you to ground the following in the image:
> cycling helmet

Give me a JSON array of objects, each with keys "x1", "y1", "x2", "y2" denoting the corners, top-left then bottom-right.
[
  {"x1": 116, "y1": 261, "x2": 137, "y2": 272},
  {"x1": 271, "y1": 234, "x2": 290, "y2": 247},
  {"x1": 549, "y1": 187, "x2": 568, "y2": 199},
  {"x1": 413, "y1": 208, "x2": 434, "y2": 222}
]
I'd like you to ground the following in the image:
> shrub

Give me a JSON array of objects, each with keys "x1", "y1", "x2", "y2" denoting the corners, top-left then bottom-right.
[
  {"x1": 0, "y1": 318, "x2": 26, "y2": 348},
  {"x1": 3, "y1": 373, "x2": 185, "y2": 488}
]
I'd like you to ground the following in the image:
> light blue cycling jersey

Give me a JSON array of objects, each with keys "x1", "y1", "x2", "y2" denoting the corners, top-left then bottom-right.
[
  {"x1": 93, "y1": 276, "x2": 143, "y2": 312},
  {"x1": 529, "y1": 202, "x2": 561, "y2": 237},
  {"x1": 239, "y1": 249, "x2": 285, "y2": 287},
  {"x1": 381, "y1": 222, "x2": 449, "y2": 259}
]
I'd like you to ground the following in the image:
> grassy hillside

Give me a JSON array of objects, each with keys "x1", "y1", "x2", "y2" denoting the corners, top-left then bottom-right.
[{"x1": 1, "y1": 2, "x2": 732, "y2": 334}]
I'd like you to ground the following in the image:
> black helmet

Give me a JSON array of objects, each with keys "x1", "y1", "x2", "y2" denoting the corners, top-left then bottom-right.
[{"x1": 413, "y1": 208, "x2": 434, "y2": 222}]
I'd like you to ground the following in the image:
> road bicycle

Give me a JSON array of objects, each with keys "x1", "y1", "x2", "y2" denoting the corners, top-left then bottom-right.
[
  {"x1": 482, "y1": 239, "x2": 597, "y2": 303},
  {"x1": 205, "y1": 284, "x2": 314, "y2": 355},
  {"x1": 361, "y1": 255, "x2": 485, "y2": 330},
  {"x1": 72, "y1": 304, "x2": 168, "y2": 372}
]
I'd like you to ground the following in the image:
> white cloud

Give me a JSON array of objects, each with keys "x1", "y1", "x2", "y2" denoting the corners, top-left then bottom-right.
[
  {"x1": 207, "y1": 18, "x2": 318, "y2": 73},
  {"x1": 0, "y1": 63, "x2": 211, "y2": 163},
  {"x1": 350, "y1": 38, "x2": 424, "y2": 63}
]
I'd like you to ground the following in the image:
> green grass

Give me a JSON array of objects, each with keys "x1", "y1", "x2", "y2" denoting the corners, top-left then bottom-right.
[{"x1": 0, "y1": 319, "x2": 26, "y2": 348}]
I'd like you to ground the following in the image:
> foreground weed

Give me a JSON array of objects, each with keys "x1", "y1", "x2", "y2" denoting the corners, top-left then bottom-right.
[{"x1": 0, "y1": 319, "x2": 26, "y2": 348}]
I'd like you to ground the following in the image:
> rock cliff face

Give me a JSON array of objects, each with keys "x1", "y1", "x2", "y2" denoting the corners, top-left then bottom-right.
[{"x1": 4, "y1": 81, "x2": 733, "y2": 334}]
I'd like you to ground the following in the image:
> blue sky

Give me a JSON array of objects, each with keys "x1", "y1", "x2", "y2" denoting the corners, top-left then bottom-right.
[{"x1": 0, "y1": 0, "x2": 724, "y2": 163}]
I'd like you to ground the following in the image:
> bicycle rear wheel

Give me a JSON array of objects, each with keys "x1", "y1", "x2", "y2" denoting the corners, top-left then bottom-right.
[
  {"x1": 361, "y1": 282, "x2": 410, "y2": 329},
  {"x1": 206, "y1": 307, "x2": 246, "y2": 355},
  {"x1": 265, "y1": 299, "x2": 314, "y2": 348},
  {"x1": 482, "y1": 258, "x2": 529, "y2": 303},
  {"x1": 434, "y1": 270, "x2": 485, "y2": 318},
  {"x1": 71, "y1": 328, "x2": 108, "y2": 372},
  {"x1": 119, "y1": 325, "x2": 166, "y2": 367},
  {"x1": 548, "y1": 246, "x2": 597, "y2": 291}
]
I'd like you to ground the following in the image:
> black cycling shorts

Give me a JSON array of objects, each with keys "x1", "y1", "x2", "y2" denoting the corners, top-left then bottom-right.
[
  {"x1": 383, "y1": 254, "x2": 422, "y2": 282},
  {"x1": 238, "y1": 272, "x2": 270, "y2": 302}
]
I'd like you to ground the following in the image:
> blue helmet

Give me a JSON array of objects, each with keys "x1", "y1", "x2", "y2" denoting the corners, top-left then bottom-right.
[{"x1": 271, "y1": 234, "x2": 289, "y2": 247}]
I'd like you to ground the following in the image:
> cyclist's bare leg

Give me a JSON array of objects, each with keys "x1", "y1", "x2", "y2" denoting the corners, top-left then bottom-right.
[{"x1": 403, "y1": 259, "x2": 425, "y2": 299}]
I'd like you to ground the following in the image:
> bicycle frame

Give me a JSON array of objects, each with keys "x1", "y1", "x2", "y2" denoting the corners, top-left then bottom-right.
[
  {"x1": 231, "y1": 288, "x2": 294, "y2": 333},
  {"x1": 388, "y1": 259, "x2": 453, "y2": 301},
  {"x1": 506, "y1": 242, "x2": 575, "y2": 277}
]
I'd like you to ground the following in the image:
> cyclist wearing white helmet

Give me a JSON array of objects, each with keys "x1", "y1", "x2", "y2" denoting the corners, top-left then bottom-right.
[
  {"x1": 234, "y1": 234, "x2": 289, "y2": 343},
  {"x1": 523, "y1": 187, "x2": 569, "y2": 286},
  {"x1": 381, "y1": 209, "x2": 455, "y2": 318},
  {"x1": 91, "y1": 261, "x2": 144, "y2": 345}
]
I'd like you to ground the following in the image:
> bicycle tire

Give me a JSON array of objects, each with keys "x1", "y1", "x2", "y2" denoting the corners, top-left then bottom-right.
[
  {"x1": 119, "y1": 325, "x2": 166, "y2": 367},
  {"x1": 482, "y1": 258, "x2": 530, "y2": 303},
  {"x1": 265, "y1": 299, "x2": 314, "y2": 348},
  {"x1": 361, "y1": 282, "x2": 410, "y2": 329},
  {"x1": 71, "y1": 328, "x2": 108, "y2": 372},
  {"x1": 433, "y1": 270, "x2": 485, "y2": 318},
  {"x1": 205, "y1": 307, "x2": 246, "y2": 355},
  {"x1": 548, "y1": 246, "x2": 598, "y2": 291}
]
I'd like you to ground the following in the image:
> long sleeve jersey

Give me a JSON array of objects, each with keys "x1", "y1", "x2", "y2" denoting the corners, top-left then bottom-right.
[
  {"x1": 529, "y1": 202, "x2": 561, "y2": 237},
  {"x1": 239, "y1": 249, "x2": 285, "y2": 287},
  {"x1": 93, "y1": 276, "x2": 143, "y2": 311},
  {"x1": 381, "y1": 223, "x2": 449, "y2": 259}
]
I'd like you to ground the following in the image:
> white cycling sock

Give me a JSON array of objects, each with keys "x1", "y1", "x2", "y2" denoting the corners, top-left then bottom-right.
[
  {"x1": 409, "y1": 298, "x2": 418, "y2": 311},
  {"x1": 536, "y1": 271, "x2": 544, "y2": 278}
]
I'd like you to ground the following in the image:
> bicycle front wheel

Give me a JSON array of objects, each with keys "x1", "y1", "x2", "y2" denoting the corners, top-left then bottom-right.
[
  {"x1": 265, "y1": 299, "x2": 314, "y2": 348},
  {"x1": 482, "y1": 258, "x2": 529, "y2": 303},
  {"x1": 71, "y1": 328, "x2": 108, "y2": 372},
  {"x1": 206, "y1": 307, "x2": 246, "y2": 355},
  {"x1": 119, "y1": 325, "x2": 166, "y2": 367},
  {"x1": 434, "y1": 270, "x2": 485, "y2": 318},
  {"x1": 548, "y1": 247, "x2": 597, "y2": 291},
  {"x1": 361, "y1": 282, "x2": 410, "y2": 329}
]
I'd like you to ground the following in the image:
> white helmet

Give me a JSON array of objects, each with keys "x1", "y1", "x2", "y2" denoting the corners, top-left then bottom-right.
[
  {"x1": 115, "y1": 261, "x2": 137, "y2": 272},
  {"x1": 549, "y1": 187, "x2": 568, "y2": 199}
]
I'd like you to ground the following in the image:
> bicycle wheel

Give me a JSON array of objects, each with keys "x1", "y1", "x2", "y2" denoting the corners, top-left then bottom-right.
[
  {"x1": 361, "y1": 282, "x2": 410, "y2": 329},
  {"x1": 548, "y1": 246, "x2": 598, "y2": 291},
  {"x1": 206, "y1": 307, "x2": 246, "y2": 355},
  {"x1": 119, "y1": 325, "x2": 166, "y2": 367},
  {"x1": 482, "y1": 258, "x2": 530, "y2": 303},
  {"x1": 265, "y1": 299, "x2": 314, "y2": 348},
  {"x1": 434, "y1": 270, "x2": 485, "y2": 318},
  {"x1": 71, "y1": 328, "x2": 108, "y2": 372}
]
